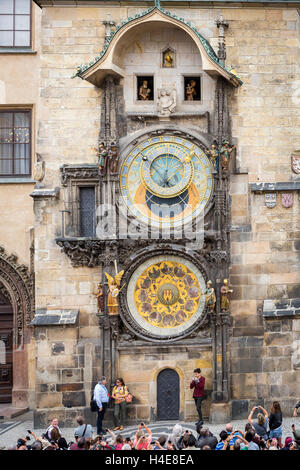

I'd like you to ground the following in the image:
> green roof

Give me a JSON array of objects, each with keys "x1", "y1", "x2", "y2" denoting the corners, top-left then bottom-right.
[{"x1": 73, "y1": 3, "x2": 242, "y2": 84}]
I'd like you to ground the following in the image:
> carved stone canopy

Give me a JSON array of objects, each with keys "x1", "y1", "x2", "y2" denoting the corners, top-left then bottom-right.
[{"x1": 74, "y1": 8, "x2": 242, "y2": 87}]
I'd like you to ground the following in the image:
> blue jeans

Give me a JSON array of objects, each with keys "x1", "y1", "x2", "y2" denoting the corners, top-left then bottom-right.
[{"x1": 270, "y1": 427, "x2": 282, "y2": 439}]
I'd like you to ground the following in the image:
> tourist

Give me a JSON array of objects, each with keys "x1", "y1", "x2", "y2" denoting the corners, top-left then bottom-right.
[
  {"x1": 293, "y1": 400, "x2": 300, "y2": 417},
  {"x1": 93, "y1": 376, "x2": 109, "y2": 435},
  {"x1": 74, "y1": 415, "x2": 94, "y2": 439},
  {"x1": 181, "y1": 434, "x2": 200, "y2": 450},
  {"x1": 114, "y1": 434, "x2": 124, "y2": 450},
  {"x1": 44, "y1": 417, "x2": 62, "y2": 441},
  {"x1": 243, "y1": 432, "x2": 259, "y2": 450},
  {"x1": 195, "y1": 427, "x2": 218, "y2": 449},
  {"x1": 153, "y1": 436, "x2": 167, "y2": 450},
  {"x1": 215, "y1": 431, "x2": 229, "y2": 450},
  {"x1": 133, "y1": 422, "x2": 152, "y2": 450},
  {"x1": 269, "y1": 401, "x2": 283, "y2": 447},
  {"x1": 190, "y1": 368, "x2": 205, "y2": 426},
  {"x1": 248, "y1": 405, "x2": 269, "y2": 441},
  {"x1": 292, "y1": 424, "x2": 300, "y2": 445},
  {"x1": 167, "y1": 423, "x2": 183, "y2": 449},
  {"x1": 112, "y1": 377, "x2": 129, "y2": 431}
]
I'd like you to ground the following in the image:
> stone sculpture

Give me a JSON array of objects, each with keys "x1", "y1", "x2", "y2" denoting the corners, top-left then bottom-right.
[
  {"x1": 186, "y1": 80, "x2": 197, "y2": 101},
  {"x1": 220, "y1": 140, "x2": 235, "y2": 172},
  {"x1": 206, "y1": 144, "x2": 219, "y2": 172},
  {"x1": 98, "y1": 142, "x2": 109, "y2": 176},
  {"x1": 109, "y1": 142, "x2": 119, "y2": 174},
  {"x1": 220, "y1": 279, "x2": 233, "y2": 312},
  {"x1": 157, "y1": 88, "x2": 176, "y2": 117},
  {"x1": 95, "y1": 283, "x2": 105, "y2": 314},
  {"x1": 139, "y1": 80, "x2": 151, "y2": 101},
  {"x1": 205, "y1": 280, "x2": 216, "y2": 313}
]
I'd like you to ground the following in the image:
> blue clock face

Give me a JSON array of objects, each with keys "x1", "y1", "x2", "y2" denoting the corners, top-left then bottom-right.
[
  {"x1": 149, "y1": 154, "x2": 184, "y2": 189},
  {"x1": 120, "y1": 135, "x2": 213, "y2": 229}
]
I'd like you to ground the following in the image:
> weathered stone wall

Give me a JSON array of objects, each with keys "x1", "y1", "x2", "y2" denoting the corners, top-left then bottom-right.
[
  {"x1": 227, "y1": 7, "x2": 300, "y2": 414},
  {"x1": 117, "y1": 347, "x2": 213, "y2": 423},
  {"x1": 32, "y1": 4, "x2": 300, "y2": 422}
]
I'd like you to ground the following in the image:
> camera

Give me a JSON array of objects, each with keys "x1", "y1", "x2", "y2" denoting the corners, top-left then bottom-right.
[
  {"x1": 140, "y1": 422, "x2": 144, "y2": 426},
  {"x1": 26, "y1": 435, "x2": 31, "y2": 441},
  {"x1": 27, "y1": 430, "x2": 32, "y2": 434}
]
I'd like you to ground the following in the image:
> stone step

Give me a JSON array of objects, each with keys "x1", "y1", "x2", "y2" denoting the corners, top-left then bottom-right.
[{"x1": 0, "y1": 405, "x2": 29, "y2": 420}]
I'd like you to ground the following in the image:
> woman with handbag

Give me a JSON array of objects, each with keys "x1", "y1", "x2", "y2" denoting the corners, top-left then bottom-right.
[{"x1": 112, "y1": 377, "x2": 130, "y2": 431}]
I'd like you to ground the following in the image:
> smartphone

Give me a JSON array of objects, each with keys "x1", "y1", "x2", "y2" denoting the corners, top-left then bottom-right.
[{"x1": 27, "y1": 430, "x2": 32, "y2": 434}]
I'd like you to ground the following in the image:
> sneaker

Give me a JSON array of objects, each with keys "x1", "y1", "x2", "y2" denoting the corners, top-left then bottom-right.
[
  {"x1": 113, "y1": 427, "x2": 120, "y2": 431},
  {"x1": 119, "y1": 426, "x2": 124, "y2": 430}
]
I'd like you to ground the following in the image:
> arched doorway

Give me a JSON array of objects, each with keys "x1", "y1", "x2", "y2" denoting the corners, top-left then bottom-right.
[
  {"x1": 157, "y1": 368, "x2": 179, "y2": 421},
  {"x1": 0, "y1": 292, "x2": 13, "y2": 403}
]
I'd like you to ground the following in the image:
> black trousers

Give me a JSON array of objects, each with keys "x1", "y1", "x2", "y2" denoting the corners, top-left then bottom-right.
[
  {"x1": 194, "y1": 397, "x2": 204, "y2": 422},
  {"x1": 97, "y1": 402, "x2": 108, "y2": 434}
]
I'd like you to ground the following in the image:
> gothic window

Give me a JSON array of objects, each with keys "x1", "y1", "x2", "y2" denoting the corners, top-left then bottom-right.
[
  {"x1": 79, "y1": 186, "x2": 96, "y2": 237},
  {"x1": 137, "y1": 76, "x2": 154, "y2": 101},
  {"x1": 184, "y1": 76, "x2": 201, "y2": 101},
  {"x1": 0, "y1": 0, "x2": 31, "y2": 48},
  {"x1": 0, "y1": 110, "x2": 31, "y2": 176}
]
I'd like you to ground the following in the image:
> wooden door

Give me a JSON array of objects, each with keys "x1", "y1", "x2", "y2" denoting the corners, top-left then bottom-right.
[
  {"x1": 157, "y1": 369, "x2": 180, "y2": 421},
  {"x1": 0, "y1": 297, "x2": 13, "y2": 403}
]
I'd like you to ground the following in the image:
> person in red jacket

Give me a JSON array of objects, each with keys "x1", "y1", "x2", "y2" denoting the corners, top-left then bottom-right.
[{"x1": 190, "y1": 368, "x2": 205, "y2": 426}]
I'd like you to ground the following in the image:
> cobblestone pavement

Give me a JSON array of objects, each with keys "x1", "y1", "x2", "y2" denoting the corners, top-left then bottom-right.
[{"x1": 0, "y1": 411, "x2": 299, "y2": 449}]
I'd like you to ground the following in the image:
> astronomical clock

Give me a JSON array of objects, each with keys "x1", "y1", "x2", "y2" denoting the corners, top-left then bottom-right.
[
  {"x1": 116, "y1": 133, "x2": 216, "y2": 341},
  {"x1": 120, "y1": 135, "x2": 214, "y2": 230}
]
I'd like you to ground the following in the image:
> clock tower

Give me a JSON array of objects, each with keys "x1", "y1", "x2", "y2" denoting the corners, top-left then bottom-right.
[{"x1": 57, "y1": 4, "x2": 241, "y2": 423}]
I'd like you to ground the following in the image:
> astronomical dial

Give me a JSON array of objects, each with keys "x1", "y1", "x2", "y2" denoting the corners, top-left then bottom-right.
[{"x1": 120, "y1": 135, "x2": 213, "y2": 229}]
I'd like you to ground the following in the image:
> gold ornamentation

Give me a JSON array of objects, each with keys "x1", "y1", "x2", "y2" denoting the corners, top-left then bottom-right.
[
  {"x1": 105, "y1": 269, "x2": 124, "y2": 315},
  {"x1": 220, "y1": 278, "x2": 233, "y2": 312},
  {"x1": 157, "y1": 283, "x2": 179, "y2": 305},
  {"x1": 134, "y1": 261, "x2": 201, "y2": 328}
]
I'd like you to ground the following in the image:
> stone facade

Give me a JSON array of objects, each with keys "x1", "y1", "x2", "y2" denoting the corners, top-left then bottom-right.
[{"x1": 0, "y1": 1, "x2": 299, "y2": 424}]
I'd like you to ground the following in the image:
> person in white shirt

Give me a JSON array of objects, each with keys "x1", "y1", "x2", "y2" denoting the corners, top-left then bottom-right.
[{"x1": 93, "y1": 376, "x2": 109, "y2": 435}]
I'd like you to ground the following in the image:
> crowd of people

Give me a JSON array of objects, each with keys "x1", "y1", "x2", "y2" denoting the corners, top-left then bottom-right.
[
  {"x1": 4, "y1": 402, "x2": 300, "y2": 451},
  {"x1": 2, "y1": 372, "x2": 300, "y2": 451}
]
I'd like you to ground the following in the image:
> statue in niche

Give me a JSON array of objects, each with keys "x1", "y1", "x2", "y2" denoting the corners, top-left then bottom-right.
[
  {"x1": 33, "y1": 153, "x2": 45, "y2": 185},
  {"x1": 105, "y1": 269, "x2": 124, "y2": 315},
  {"x1": 139, "y1": 80, "x2": 151, "y2": 101},
  {"x1": 98, "y1": 142, "x2": 109, "y2": 176},
  {"x1": 163, "y1": 49, "x2": 174, "y2": 68},
  {"x1": 220, "y1": 140, "x2": 235, "y2": 172},
  {"x1": 109, "y1": 142, "x2": 119, "y2": 174},
  {"x1": 95, "y1": 283, "x2": 105, "y2": 314},
  {"x1": 205, "y1": 280, "x2": 216, "y2": 313},
  {"x1": 206, "y1": 144, "x2": 219, "y2": 172},
  {"x1": 157, "y1": 88, "x2": 176, "y2": 117},
  {"x1": 185, "y1": 80, "x2": 197, "y2": 101},
  {"x1": 220, "y1": 279, "x2": 233, "y2": 312}
]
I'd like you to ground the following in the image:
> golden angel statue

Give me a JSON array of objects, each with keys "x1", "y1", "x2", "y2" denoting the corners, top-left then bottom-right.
[{"x1": 105, "y1": 270, "x2": 124, "y2": 315}]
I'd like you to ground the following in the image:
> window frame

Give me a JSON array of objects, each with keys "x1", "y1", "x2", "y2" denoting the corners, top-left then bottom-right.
[
  {"x1": 0, "y1": 108, "x2": 32, "y2": 177},
  {"x1": 0, "y1": 0, "x2": 32, "y2": 49}
]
